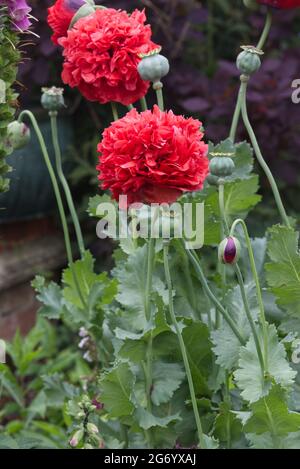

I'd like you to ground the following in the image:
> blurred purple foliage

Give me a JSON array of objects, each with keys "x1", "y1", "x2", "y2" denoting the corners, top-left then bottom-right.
[{"x1": 20, "y1": 0, "x2": 300, "y2": 188}]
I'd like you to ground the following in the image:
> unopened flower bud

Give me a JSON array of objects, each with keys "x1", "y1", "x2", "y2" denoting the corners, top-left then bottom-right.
[
  {"x1": 69, "y1": 3, "x2": 96, "y2": 29},
  {"x1": 79, "y1": 337, "x2": 89, "y2": 349},
  {"x1": 218, "y1": 237, "x2": 241, "y2": 265},
  {"x1": 41, "y1": 87, "x2": 65, "y2": 112},
  {"x1": 79, "y1": 327, "x2": 89, "y2": 338},
  {"x1": 7, "y1": 121, "x2": 30, "y2": 150},
  {"x1": 69, "y1": 428, "x2": 84, "y2": 447},
  {"x1": 87, "y1": 423, "x2": 99, "y2": 434},
  {"x1": 83, "y1": 351, "x2": 93, "y2": 363},
  {"x1": 138, "y1": 48, "x2": 170, "y2": 85},
  {"x1": 236, "y1": 46, "x2": 263, "y2": 76}
]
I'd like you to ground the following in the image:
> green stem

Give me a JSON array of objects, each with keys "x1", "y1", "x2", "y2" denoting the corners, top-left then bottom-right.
[
  {"x1": 120, "y1": 424, "x2": 129, "y2": 449},
  {"x1": 50, "y1": 112, "x2": 85, "y2": 257},
  {"x1": 229, "y1": 11, "x2": 272, "y2": 143},
  {"x1": 163, "y1": 242, "x2": 207, "y2": 449},
  {"x1": 230, "y1": 218, "x2": 269, "y2": 370},
  {"x1": 143, "y1": 237, "x2": 156, "y2": 448},
  {"x1": 18, "y1": 110, "x2": 87, "y2": 309},
  {"x1": 234, "y1": 264, "x2": 265, "y2": 377},
  {"x1": 140, "y1": 96, "x2": 148, "y2": 112},
  {"x1": 240, "y1": 79, "x2": 290, "y2": 227},
  {"x1": 185, "y1": 246, "x2": 246, "y2": 345},
  {"x1": 218, "y1": 183, "x2": 228, "y2": 329},
  {"x1": 218, "y1": 184, "x2": 265, "y2": 376},
  {"x1": 111, "y1": 102, "x2": 119, "y2": 122},
  {"x1": 127, "y1": 104, "x2": 134, "y2": 111},
  {"x1": 256, "y1": 10, "x2": 273, "y2": 51},
  {"x1": 155, "y1": 87, "x2": 164, "y2": 111}
]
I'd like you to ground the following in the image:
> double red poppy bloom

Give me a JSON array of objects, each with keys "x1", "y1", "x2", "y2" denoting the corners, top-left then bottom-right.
[
  {"x1": 257, "y1": 0, "x2": 300, "y2": 7},
  {"x1": 59, "y1": 8, "x2": 159, "y2": 106},
  {"x1": 97, "y1": 106, "x2": 209, "y2": 207}
]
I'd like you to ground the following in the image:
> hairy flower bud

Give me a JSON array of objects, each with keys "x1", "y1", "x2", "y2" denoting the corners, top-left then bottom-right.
[
  {"x1": 41, "y1": 87, "x2": 65, "y2": 112},
  {"x1": 87, "y1": 423, "x2": 99, "y2": 434},
  {"x1": 218, "y1": 237, "x2": 241, "y2": 265},
  {"x1": 69, "y1": 3, "x2": 97, "y2": 29},
  {"x1": 236, "y1": 46, "x2": 263, "y2": 75},
  {"x1": 69, "y1": 429, "x2": 84, "y2": 447},
  {"x1": 7, "y1": 121, "x2": 30, "y2": 150},
  {"x1": 138, "y1": 48, "x2": 170, "y2": 85}
]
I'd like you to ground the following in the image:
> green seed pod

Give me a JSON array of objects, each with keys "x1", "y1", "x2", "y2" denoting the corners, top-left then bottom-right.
[
  {"x1": 41, "y1": 87, "x2": 65, "y2": 112},
  {"x1": 209, "y1": 156, "x2": 235, "y2": 178},
  {"x1": 138, "y1": 49, "x2": 170, "y2": 83},
  {"x1": 206, "y1": 174, "x2": 220, "y2": 186},
  {"x1": 7, "y1": 121, "x2": 30, "y2": 150},
  {"x1": 218, "y1": 237, "x2": 241, "y2": 265},
  {"x1": 236, "y1": 46, "x2": 263, "y2": 75}
]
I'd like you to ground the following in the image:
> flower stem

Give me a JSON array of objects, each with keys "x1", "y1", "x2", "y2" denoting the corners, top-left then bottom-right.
[
  {"x1": 155, "y1": 87, "x2": 164, "y2": 111},
  {"x1": 256, "y1": 10, "x2": 273, "y2": 51},
  {"x1": 140, "y1": 96, "x2": 148, "y2": 112},
  {"x1": 143, "y1": 236, "x2": 156, "y2": 448},
  {"x1": 185, "y1": 246, "x2": 246, "y2": 345},
  {"x1": 111, "y1": 102, "x2": 119, "y2": 121},
  {"x1": 50, "y1": 112, "x2": 85, "y2": 257},
  {"x1": 240, "y1": 78, "x2": 290, "y2": 227},
  {"x1": 218, "y1": 183, "x2": 265, "y2": 376},
  {"x1": 18, "y1": 110, "x2": 87, "y2": 309},
  {"x1": 230, "y1": 218, "x2": 269, "y2": 370},
  {"x1": 234, "y1": 264, "x2": 265, "y2": 377},
  {"x1": 229, "y1": 10, "x2": 272, "y2": 142},
  {"x1": 163, "y1": 241, "x2": 207, "y2": 449}
]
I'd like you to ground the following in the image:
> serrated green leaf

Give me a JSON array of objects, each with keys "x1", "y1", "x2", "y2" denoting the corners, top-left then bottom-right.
[
  {"x1": 245, "y1": 386, "x2": 300, "y2": 437},
  {"x1": 265, "y1": 225, "x2": 300, "y2": 317},
  {"x1": 134, "y1": 407, "x2": 180, "y2": 430},
  {"x1": 234, "y1": 324, "x2": 296, "y2": 403},
  {"x1": 212, "y1": 282, "x2": 258, "y2": 371},
  {"x1": 214, "y1": 402, "x2": 243, "y2": 448},
  {"x1": 100, "y1": 362, "x2": 135, "y2": 418},
  {"x1": 0, "y1": 364, "x2": 24, "y2": 407},
  {"x1": 151, "y1": 362, "x2": 185, "y2": 406},
  {"x1": 32, "y1": 276, "x2": 64, "y2": 320}
]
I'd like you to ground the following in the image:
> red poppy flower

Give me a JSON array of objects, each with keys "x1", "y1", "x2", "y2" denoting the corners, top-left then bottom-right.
[
  {"x1": 59, "y1": 8, "x2": 159, "y2": 106},
  {"x1": 257, "y1": 0, "x2": 300, "y2": 7},
  {"x1": 48, "y1": 0, "x2": 85, "y2": 45},
  {"x1": 97, "y1": 105, "x2": 209, "y2": 207}
]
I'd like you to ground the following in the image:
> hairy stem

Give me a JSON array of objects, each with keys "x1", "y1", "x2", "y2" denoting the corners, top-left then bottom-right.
[
  {"x1": 18, "y1": 110, "x2": 87, "y2": 309},
  {"x1": 50, "y1": 112, "x2": 85, "y2": 257},
  {"x1": 230, "y1": 218, "x2": 269, "y2": 370},
  {"x1": 218, "y1": 183, "x2": 265, "y2": 375},
  {"x1": 163, "y1": 241, "x2": 207, "y2": 449},
  {"x1": 185, "y1": 246, "x2": 246, "y2": 345},
  {"x1": 111, "y1": 102, "x2": 119, "y2": 121},
  {"x1": 229, "y1": 10, "x2": 272, "y2": 142},
  {"x1": 240, "y1": 78, "x2": 290, "y2": 227}
]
